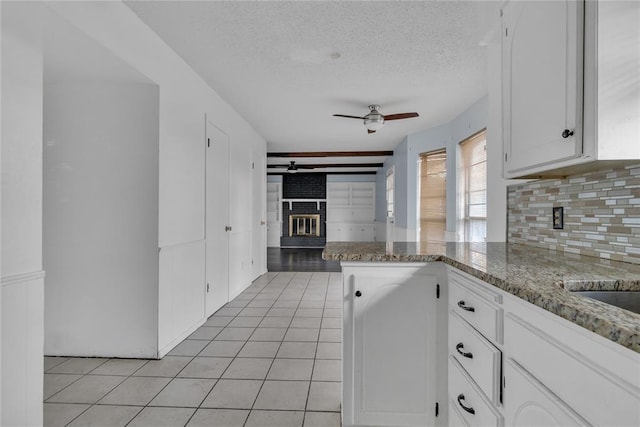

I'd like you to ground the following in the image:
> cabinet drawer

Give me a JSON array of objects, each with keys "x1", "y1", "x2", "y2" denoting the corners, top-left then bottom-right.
[
  {"x1": 450, "y1": 311, "x2": 502, "y2": 404},
  {"x1": 450, "y1": 270, "x2": 503, "y2": 303},
  {"x1": 449, "y1": 276, "x2": 503, "y2": 343},
  {"x1": 449, "y1": 356, "x2": 503, "y2": 427}
]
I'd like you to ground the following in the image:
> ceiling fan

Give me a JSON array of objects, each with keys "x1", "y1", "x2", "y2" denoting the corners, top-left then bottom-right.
[
  {"x1": 267, "y1": 161, "x2": 316, "y2": 173},
  {"x1": 333, "y1": 104, "x2": 419, "y2": 134}
]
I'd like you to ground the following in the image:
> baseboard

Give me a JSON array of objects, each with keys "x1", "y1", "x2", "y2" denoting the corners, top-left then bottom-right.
[{"x1": 157, "y1": 317, "x2": 206, "y2": 359}]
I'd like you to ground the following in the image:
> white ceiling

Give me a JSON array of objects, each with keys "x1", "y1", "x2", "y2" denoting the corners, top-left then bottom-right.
[{"x1": 125, "y1": 0, "x2": 490, "y2": 171}]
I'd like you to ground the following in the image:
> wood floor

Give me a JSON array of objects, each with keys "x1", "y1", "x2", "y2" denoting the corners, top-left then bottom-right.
[{"x1": 267, "y1": 248, "x2": 341, "y2": 272}]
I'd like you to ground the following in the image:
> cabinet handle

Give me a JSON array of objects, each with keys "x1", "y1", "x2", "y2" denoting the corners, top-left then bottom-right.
[
  {"x1": 456, "y1": 343, "x2": 473, "y2": 359},
  {"x1": 355, "y1": 290, "x2": 362, "y2": 297},
  {"x1": 457, "y1": 394, "x2": 475, "y2": 415},
  {"x1": 562, "y1": 129, "x2": 574, "y2": 138},
  {"x1": 457, "y1": 301, "x2": 475, "y2": 312}
]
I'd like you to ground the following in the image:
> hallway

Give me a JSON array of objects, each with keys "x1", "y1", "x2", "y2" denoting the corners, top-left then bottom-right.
[
  {"x1": 267, "y1": 248, "x2": 341, "y2": 273},
  {"x1": 43, "y1": 272, "x2": 342, "y2": 426}
]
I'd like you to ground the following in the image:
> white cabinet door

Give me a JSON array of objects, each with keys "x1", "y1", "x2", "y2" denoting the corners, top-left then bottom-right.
[
  {"x1": 502, "y1": 0, "x2": 583, "y2": 176},
  {"x1": 348, "y1": 271, "x2": 439, "y2": 426},
  {"x1": 504, "y1": 359, "x2": 588, "y2": 427},
  {"x1": 266, "y1": 182, "x2": 281, "y2": 247}
]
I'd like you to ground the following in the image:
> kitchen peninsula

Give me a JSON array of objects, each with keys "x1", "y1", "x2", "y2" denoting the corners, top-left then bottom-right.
[{"x1": 324, "y1": 241, "x2": 640, "y2": 427}]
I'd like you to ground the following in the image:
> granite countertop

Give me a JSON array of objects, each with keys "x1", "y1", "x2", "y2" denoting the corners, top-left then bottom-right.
[{"x1": 323, "y1": 241, "x2": 640, "y2": 353}]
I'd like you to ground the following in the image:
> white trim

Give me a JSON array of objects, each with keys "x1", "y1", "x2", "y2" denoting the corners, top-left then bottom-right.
[
  {"x1": 0, "y1": 270, "x2": 46, "y2": 288},
  {"x1": 282, "y1": 198, "x2": 326, "y2": 210}
]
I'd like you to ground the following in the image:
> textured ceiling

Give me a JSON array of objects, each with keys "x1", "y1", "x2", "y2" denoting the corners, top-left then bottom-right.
[{"x1": 125, "y1": 0, "x2": 489, "y2": 169}]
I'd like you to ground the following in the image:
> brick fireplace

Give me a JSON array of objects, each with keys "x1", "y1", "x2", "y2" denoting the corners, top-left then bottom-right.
[{"x1": 281, "y1": 173, "x2": 326, "y2": 247}]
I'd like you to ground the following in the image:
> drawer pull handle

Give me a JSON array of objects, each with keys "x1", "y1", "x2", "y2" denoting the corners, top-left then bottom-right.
[
  {"x1": 457, "y1": 301, "x2": 475, "y2": 312},
  {"x1": 456, "y1": 343, "x2": 473, "y2": 359},
  {"x1": 457, "y1": 394, "x2": 475, "y2": 415}
]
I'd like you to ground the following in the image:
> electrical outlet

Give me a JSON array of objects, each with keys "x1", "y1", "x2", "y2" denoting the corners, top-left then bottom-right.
[{"x1": 552, "y1": 207, "x2": 564, "y2": 229}]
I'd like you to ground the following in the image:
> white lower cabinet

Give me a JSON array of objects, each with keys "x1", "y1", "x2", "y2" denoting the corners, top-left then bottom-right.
[
  {"x1": 342, "y1": 263, "x2": 447, "y2": 427},
  {"x1": 448, "y1": 268, "x2": 504, "y2": 427},
  {"x1": 503, "y1": 359, "x2": 587, "y2": 426},
  {"x1": 326, "y1": 222, "x2": 375, "y2": 242},
  {"x1": 449, "y1": 357, "x2": 503, "y2": 427},
  {"x1": 503, "y1": 297, "x2": 640, "y2": 427},
  {"x1": 341, "y1": 262, "x2": 640, "y2": 427}
]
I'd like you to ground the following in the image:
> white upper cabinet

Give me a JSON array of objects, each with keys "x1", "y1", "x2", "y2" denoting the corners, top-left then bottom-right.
[
  {"x1": 502, "y1": 0, "x2": 584, "y2": 177},
  {"x1": 502, "y1": 0, "x2": 640, "y2": 178}
]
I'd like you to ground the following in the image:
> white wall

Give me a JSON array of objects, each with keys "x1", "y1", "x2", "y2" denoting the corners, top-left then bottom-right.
[
  {"x1": 486, "y1": 42, "x2": 509, "y2": 242},
  {"x1": 1, "y1": 3, "x2": 45, "y2": 425},
  {"x1": 1, "y1": 4, "x2": 267, "y2": 422},
  {"x1": 43, "y1": 82, "x2": 159, "y2": 358},
  {"x1": 44, "y1": 2, "x2": 267, "y2": 354},
  {"x1": 1, "y1": 1, "x2": 3, "y2": 418}
]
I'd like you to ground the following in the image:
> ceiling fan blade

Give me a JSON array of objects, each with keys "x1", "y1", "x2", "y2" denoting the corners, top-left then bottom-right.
[
  {"x1": 367, "y1": 129, "x2": 376, "y2": 134},
  {"x1": 333, "y1": 114, "x2": 366, "y2": 120},
  {"x1": 383, "y1": 112, "x2": 420, "y2": 121}
]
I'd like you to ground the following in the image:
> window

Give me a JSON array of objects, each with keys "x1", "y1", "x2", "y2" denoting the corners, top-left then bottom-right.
[
  {"x1": 419, "y1": 149, "x2": 446, "y2": 242},
  {"x1": 459, "y1": 130, "x2": 487, "y2": 242}
]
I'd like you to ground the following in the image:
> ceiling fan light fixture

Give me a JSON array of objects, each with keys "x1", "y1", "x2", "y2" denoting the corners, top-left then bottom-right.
[
  {"x1": 364, "y1": 117, "x2": 384, "y2": 131},
  {"x1": 333, "y1": 104, "x2": 417, "y2": 134}
]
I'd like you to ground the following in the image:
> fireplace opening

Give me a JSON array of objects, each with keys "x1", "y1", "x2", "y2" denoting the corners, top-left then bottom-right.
[{"x1": 289, "y1": 214, "x2": 321, "y2": 237}]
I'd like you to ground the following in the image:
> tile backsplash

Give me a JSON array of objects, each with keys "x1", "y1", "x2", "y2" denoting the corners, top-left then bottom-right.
[{"x1": 508, "y1": 163, "x2": 640, "y2": 264}]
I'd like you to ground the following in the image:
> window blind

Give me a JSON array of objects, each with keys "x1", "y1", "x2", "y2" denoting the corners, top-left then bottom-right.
[
  {"x1": 419, "y1": 149, "x2": 446, "y2": 242},
  {"x1": 459, "y1": 130, "x2": 487, "y2": 242}
]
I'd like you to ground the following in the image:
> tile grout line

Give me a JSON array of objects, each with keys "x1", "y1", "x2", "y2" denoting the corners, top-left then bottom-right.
[
  {"x1": 243, "y1": 271, "x2": 303, "y2": 427},
  {"x1": 182, "y1": 272, "x2": 273, "y2": 427},
  {"x1": 45, "y1": 270, "x2": 342, "y2": 426}
]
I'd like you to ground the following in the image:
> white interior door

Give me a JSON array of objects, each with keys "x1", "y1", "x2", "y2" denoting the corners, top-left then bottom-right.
[
  {"x1": 386, "y1": 167, "x2": 395, "y2": 242},
  {"x1": 266, "y1": 182, "x2": 281, "y2": 247},
  {"x1": 206, "y1": 120, "x2": 230, "y2": 316}
]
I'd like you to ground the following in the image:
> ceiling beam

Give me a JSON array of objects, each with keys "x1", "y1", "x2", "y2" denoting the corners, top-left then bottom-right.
[
  {"x1": 267, "y1": 151, "x2": 393, "y2": 158},
  {"x1": 267, "y1": 171, "x2": 377, "y2": 175},
  {"x1": 267, "y1": 162, "x2": 383, "y2": 169}
]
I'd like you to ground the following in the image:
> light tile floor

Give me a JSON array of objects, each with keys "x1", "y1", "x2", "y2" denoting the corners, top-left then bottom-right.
[{"x1": 44, "y1": 272, "x2": 342, "y2": 427}]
